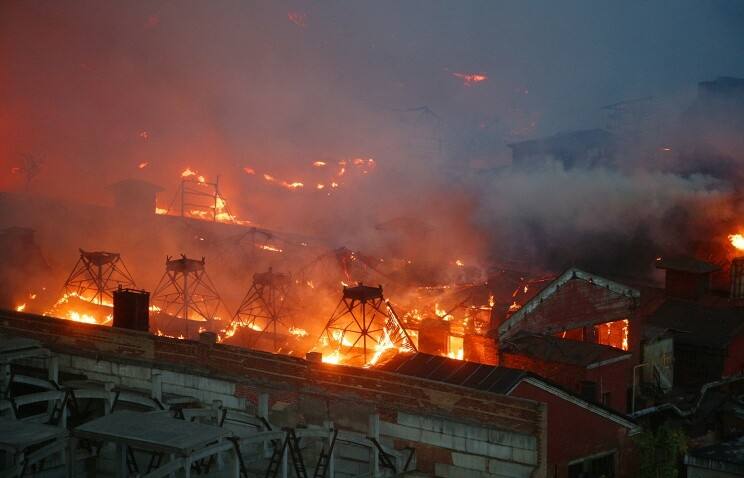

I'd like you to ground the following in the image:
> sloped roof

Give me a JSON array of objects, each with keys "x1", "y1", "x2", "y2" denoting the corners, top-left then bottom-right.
[
  {"x1": 644, "y1": 299, "x2": 744, "y2": 347},
  {"x1": 501, "y1": 333, "x2": 629, "y2": 368},
  {"x1": 499, "y1": 267, "x2": 640, "y2": 337},
  {"x1": 375, "y1": 352, "x2": 638, "y2": 430},
  {"x1": 655, "y1": 256, "x2": 720, "y2": 274},
  {"x1": 375, "y1": 353, "x2": 528, "y2": 394}
]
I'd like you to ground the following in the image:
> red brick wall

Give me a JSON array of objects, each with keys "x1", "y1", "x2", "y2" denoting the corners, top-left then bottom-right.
[
  {"x1": 509, "y1": 382, "x2": 637, "y2": 478},
  {"x1": 500, "y1": 352, "x2": 586, "y2": 395},
  {"x1": 501, "y1": 352, "x2": 631, "y2": 413},
  {"x1": 506, "y1": 279, "x2": 636, "y2": 337},
  {"x1": 585, "y1": 359, "x2": 631, "y2": 413}
]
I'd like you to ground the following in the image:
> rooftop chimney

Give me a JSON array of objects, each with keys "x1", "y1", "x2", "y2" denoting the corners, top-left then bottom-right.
[
  {"x1": 113, "y1": 287, "x2": 149, "y2": 332},
  {"x1": 655, "y1": 256, "x2": 720, "y2": 300}
]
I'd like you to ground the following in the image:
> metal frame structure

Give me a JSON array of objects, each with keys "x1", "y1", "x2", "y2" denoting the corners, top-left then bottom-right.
[
  {"x1": 318, "y1": 284, "x2": 416, "y2": 364},
  {"x1": 62, "y1": 249, "x2": 136, "y2": 306},
  {"x1": 230, "y1": 268, "x2": 297, "y2": 349},
  {"x1": 151, "y1": 255, "x2": 225, "y2": 336},
  {"x1": 180, "y1": 175, "x2": 235, "y2": 223}
]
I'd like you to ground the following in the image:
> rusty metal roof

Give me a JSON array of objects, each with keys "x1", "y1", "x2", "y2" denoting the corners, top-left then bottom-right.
[{"x1": 375, "y1": 353, "x2": 528, "y2": 394}]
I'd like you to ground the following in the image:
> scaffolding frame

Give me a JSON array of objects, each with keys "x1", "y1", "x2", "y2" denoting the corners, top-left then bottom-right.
[
  {"x1": 151, "y1": 255, "x2": 225, "y2": 337},
  {"x1": 318, "y1": 284, "x2": 416, "y2": 363},
  {"x1": 230, "y1": 268, "x2": 297, "y2": 349},
  {"x1": 62, "y1": 249, "x2": 136, "y2": 306}
]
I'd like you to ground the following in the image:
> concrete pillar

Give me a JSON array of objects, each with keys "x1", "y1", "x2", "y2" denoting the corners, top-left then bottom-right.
[
  {"x1": 48, "y1": 356, "x2": 59, "y2": 384},
  {"x1": 258, "y1": 393, "x2": 271, "y2": 457},
  {"x1": 0, "y1": 363, "x2": 10, "y2": 399},
  {"x1": 104, "y1": 382, "x2": 115, "y2": 415},
  {"x1": 324, "y1": 421, "x2": 336, "y2": 478},
  {"x1": 369, "y1": 414, "x2": 380, "y2": 477},
  {"x1": 151, "y1": 372, "x2": 162, "y2": 402}
]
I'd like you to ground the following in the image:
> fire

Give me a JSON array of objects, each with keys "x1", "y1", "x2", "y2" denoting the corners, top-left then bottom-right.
[
  {"x1": 366, "y1": 328, "x2": 395, "y2": 367},
  {"x1": 622, "y1": 320, "x2": 629, "y2": 351},
  {"x1": 332, "y1": 330, "x2": 355, "y2": 347},
  {"x1": 455, "y1": 259, "x2": 464, "y2": 267},
  {"x1": 138, "y1": 161, "x2": 149, "y2": 169},
  {"x1": 508, "y1": 301, "x2": 521, "y2": 312},
  {"x1": 15, "y1": 303, "x2": 26, "y2": 312},
  {"x1": 156, "y1": 330, "x2": 185, "y2": 340},
  {"x1": 288, "y1": 326, "x2": 309, "y2": 337},
  {"x1": 453, "y1": 72, "x2": 488, "y2": 86},
  {"x1": 64, "y1": 310, "x2": 112, "y2": 325},
  {"x1": 313, "y1": 161, "x2": 326, "y2": 167},
  {"x1": 729, "y1": 234, "x2": 744, "y2": 251},
  {"x1": 155, "y1": 207, "x2": 168, "y2": 215},
  {"x1": 243, "y1": 166, "x2": 255, "y2": 175},
  {"x1": 435, "y1": 303, "x2": 453, "y2": 321},
  {"x1": 182, "y1": 168, "x2": 197, "y2": 178},
  {"x1": 322, "y1": 350, "x2": 342, "y2": 364},
  {"x1": 263, "y1": 174, "x2": 304, "y2": 190},
  {"x1": 256, "y1": 244, "x2": 283, "y2": 253}
]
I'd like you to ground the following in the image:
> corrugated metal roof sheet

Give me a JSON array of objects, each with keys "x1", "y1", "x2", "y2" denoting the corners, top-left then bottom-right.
[{"x1": 375, "y1": 353, "x2": 527, "y2": 394}]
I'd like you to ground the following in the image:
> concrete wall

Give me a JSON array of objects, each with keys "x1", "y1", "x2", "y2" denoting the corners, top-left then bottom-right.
[{"x1": 1, "y1": 310, "x2": 548, "y2": 477}]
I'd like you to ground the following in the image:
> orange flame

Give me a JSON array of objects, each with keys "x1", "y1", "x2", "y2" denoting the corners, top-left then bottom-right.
[
  {"x1": 453, "y1": 72, "x2": 488, "y2": 86},
  {"x1": 729, "y1": 234, "x2": 744, "y2": 251}
]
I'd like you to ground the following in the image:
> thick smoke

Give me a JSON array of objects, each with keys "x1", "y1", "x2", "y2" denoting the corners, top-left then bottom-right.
[{"x1": 1, "y1": 0, "x2": 744, "y2": 285}]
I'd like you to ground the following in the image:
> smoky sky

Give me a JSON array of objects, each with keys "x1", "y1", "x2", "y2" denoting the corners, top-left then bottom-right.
[{"x1": 2, "y1": 1, "x2": 744, "y2": 276}]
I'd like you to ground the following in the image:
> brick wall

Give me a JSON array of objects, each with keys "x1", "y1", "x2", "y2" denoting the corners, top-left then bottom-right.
[{"x1": 1, "y1": 310, "x2": 547, "y2": 477}]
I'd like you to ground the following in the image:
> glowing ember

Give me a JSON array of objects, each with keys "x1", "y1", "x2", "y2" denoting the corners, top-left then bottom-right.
[
  {"x1": 508, "y1": 301, "x2": 521, "y2": 312},
  {"x1": 181, "y1": 167, "x2": 197, "y2": 178},
  {"x1": 287, "y1": 11, "x2": 307, "y2": 27},
  {"x1": 257, "y1": 244, "x2": 283, "y2": 253},
  {"x1": 155, "y1": 207, "x2": 168, "y2": 215},
  {"x1": 156, "y1": 329, "x2": 185, "y2": 340},
  {"x1": 313, "y1": 161, "x2": 326, "y2": 167},
  {"x1": 243, "y1": 166, "x2": 256, "y2": 175},
  {"x1": 15, "y1": 303, "x2": 26, "y2": 312},
  {"x1": 138, "y1": 161, "x2": 149, "y2": 169},
  {"x1": 729, "y1": 234, "x2": 744, "y2": 251},
  {"x1": 455, "y1": 259, "x2": 464, "y2": 267},
  {"x1": 453, "y1": 72, "x2": 488, "y2": 86}
]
